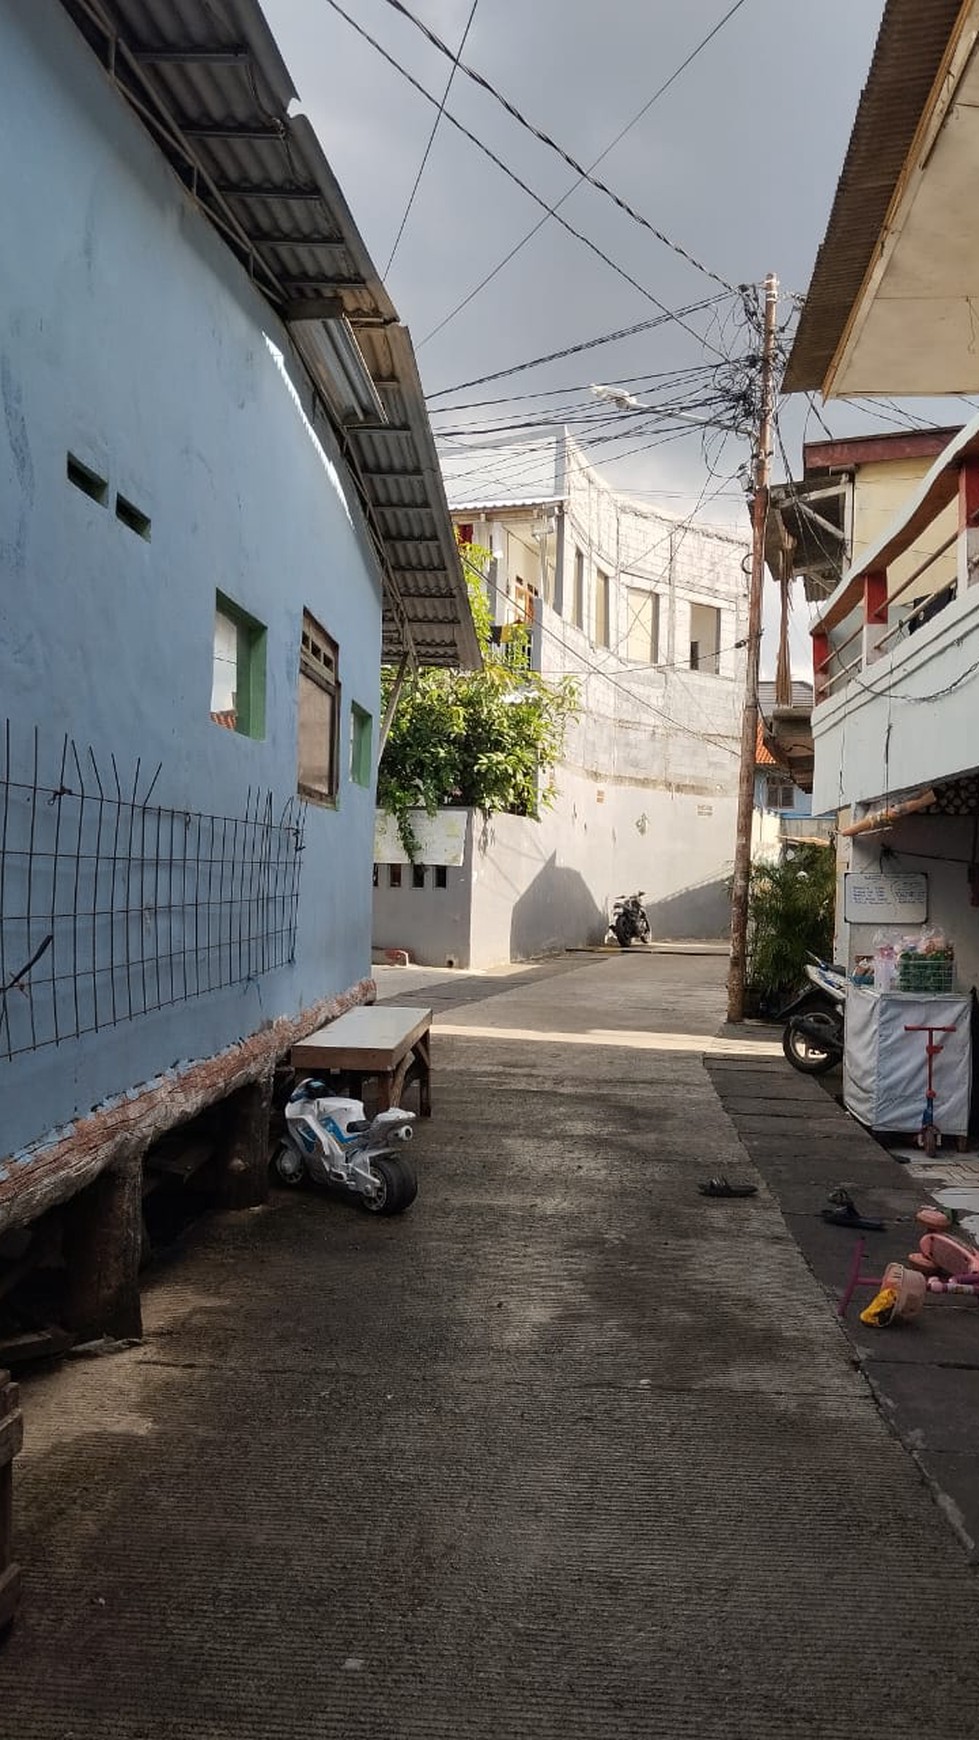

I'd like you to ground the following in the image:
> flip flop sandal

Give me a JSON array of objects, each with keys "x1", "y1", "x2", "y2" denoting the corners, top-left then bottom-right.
[
  {"x1": 821, "y1": 1205, "x2": 886, "y2": 1231},
  {"x1": 698, "y1": 1177, "x2": 757, "y2": 1198},
  {"x1": 822, "y1": 1188, "x2": 885, "y2": 1232}
]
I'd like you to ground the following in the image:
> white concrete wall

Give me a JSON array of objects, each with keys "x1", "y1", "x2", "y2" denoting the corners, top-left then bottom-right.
[
  {"x1": 395, "y1": 434, "x2": 753, "y2": 965},
  {"x1": 844, "y1": 816, "x2": 979, "y2": 992},
  {"x1": 372, "y1": 845, "x2": 474, "y2": 968},
  {"x1": 813, "y1": 585, "x2": 979, "y2": 813}
]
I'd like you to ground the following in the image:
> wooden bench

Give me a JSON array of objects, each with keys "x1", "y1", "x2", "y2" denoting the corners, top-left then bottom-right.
[{"x1": 290, "y1": 1004, "x2": 432, "y2": 1117}]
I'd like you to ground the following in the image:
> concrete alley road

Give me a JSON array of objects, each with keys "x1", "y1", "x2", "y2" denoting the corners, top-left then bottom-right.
[{"x1": 3, "y1": 952, "x2": 979, "y2": 1738}]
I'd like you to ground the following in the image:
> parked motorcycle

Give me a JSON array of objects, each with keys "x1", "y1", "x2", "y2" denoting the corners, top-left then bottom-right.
[
  {"x1": 607, "y1": 891, "x2": 651, "y2": 949},
  {"x1": 780, "y1": 956, "x2": 847, "y2": 1075},
  {"x1": 273, "y1": 1079, "x2": 418, "y2": 1213}
]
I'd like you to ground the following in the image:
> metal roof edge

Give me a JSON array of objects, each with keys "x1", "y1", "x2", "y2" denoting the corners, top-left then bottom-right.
[
  {"x1": 784, "y1": 0, "x2": 967, "y2": 393},
  {"x1": 385, "y1": 325, "x2": 482, "y2": 670},
  {"x1": 55, "y1": 0, "x2": 473, "y2": 669},
  {"x1": 285, "y1": 112, "x2": 397, "y2": 328},
  {"x1": 812, "y1": 408, "x2": 979, "y2": 629}
]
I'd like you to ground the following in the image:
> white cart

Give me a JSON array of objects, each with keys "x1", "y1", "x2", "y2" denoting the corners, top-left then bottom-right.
[{"x1": 843, "y1": 986, "x2": 972, "y2": 1142}]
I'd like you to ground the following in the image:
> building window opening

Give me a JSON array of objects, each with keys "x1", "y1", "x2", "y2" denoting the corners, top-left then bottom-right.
[
  {"x1": 412, "y1": 865, "x2": 426, "y2": 889},
  {"x1": 350, "y1": 703, "x2": 373, "y2": 787},
  {"x1": 766, "y1": 778, "x2": 796, "y2": 810},
  {"x1": 210, "y1": 593, "x2": 267, "y2": 738},
  {"x1": 690, "y1": 604, "x2": 721, "y2": 674},
  {"x1": 298, "y1": 609, "x2": 340, "y2": 804},
  {"x1": 595, "y1": 569, "x2": 610, "y2": 648},
  {"x1": 626, "y1": 589, "x2": 659, "y2": 663}
]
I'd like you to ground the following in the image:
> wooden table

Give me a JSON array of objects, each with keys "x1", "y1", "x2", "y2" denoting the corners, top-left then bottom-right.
[{"x1": 290, "y1": 1004, "x2": 433, "y2": 1116}]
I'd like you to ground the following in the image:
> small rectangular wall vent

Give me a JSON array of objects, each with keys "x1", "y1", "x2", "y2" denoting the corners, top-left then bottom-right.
[
  {"x1": 115, "y1": 493, "x2": 151, "y2": 540},
  {"x1": 67, "y1": 454, "x2": 108, "y2": 505}
]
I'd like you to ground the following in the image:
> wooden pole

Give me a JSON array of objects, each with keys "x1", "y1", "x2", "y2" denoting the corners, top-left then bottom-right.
[
  {"x1": 378, "y1": 650, "x2": 410, "y2": 758},
  {"x1": 728, "y1": 273, "x2": 779, "y2": 1024},
  {"x1": 0, "y1": 1371, "x2": 23, "y2": 1632}
]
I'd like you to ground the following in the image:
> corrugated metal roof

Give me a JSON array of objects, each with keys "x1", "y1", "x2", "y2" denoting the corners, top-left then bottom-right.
[
  {"x1": 758, "y1": 681, "x2": 813, "y2": 713},
  {"x1": 784, "y1": 0, "x2": 965, "y2": 393},
  {"x1": 59, "y1": 0, "x2": 478, "y2": 668}
]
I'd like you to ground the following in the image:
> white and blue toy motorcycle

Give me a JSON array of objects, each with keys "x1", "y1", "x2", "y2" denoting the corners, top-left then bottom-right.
[{"x1": 274, "y1": 1079, "x2": 417, "y2": 1214}]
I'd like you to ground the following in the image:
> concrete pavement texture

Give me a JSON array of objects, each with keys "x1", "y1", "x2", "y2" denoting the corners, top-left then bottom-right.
[{"x1": 2, "y1": 952, "x2": 979, "y2": 1737}]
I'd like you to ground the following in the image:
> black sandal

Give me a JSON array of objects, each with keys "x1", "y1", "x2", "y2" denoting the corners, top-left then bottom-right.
[
  {"x1": 698, "y1": 1177, "x2": 758, "y2": 1198},
  {"x1": 820, "y1": 1188, "x2": 885, "y2": 1232}
]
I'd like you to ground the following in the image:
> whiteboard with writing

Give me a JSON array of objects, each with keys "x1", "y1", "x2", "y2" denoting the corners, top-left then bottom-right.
[{"x1": 843, "y1": 871, "x2": 928, "y2": 925}]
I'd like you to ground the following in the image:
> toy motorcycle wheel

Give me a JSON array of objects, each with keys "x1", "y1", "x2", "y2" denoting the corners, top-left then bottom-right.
[
  {"x1": 362, "y1": 1154, "x2": 418, "y2": 1216},
  {"x1": 272, "y1": 1143, "x2": 304, "y2": 1186}
]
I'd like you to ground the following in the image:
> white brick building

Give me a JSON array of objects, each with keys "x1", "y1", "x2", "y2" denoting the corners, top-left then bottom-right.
[{"x1": 374, "y1": 435, "x2": 751, "y2": 964}]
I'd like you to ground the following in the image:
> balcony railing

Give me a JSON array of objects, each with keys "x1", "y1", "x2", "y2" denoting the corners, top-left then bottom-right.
[{"x1": 811, "y1": 418, "x2": 979, "y2": 704}]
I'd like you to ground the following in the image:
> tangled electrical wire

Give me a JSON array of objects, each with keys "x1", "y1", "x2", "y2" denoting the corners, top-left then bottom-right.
[{"x1": 430, "y1": 285, "x2": 787, "y2": 507}]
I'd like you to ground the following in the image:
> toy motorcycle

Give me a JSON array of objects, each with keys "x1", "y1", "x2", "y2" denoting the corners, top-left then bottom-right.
[{"x1": 273, "y1": 1078, "x2": 418, "y2": 1214}]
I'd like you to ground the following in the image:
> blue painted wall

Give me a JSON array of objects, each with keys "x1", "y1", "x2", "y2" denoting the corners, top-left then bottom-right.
[
  {"x1": 753, "y1": 772, "x2": 813, "y2": 819},
  {"x1": 0, "y1": 0, "x2": 381, "y2": 1153}
]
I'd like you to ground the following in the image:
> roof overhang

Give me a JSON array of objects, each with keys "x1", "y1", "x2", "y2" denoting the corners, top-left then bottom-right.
[
  {"x1": 785, "y1": 0, "x2": 979, "y2": 397},
  {"x1": 59, "y1": 0, "x2": 479, "y2": 668}
]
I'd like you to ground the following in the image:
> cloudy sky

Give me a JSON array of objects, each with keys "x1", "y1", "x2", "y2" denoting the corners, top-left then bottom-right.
[{"x1": 263, "y1": 0, "x2": 889, "y2": 663}]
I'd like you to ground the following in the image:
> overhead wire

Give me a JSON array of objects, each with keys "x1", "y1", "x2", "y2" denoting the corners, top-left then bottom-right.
[
  {"x1": 427, "y1": 363, "x2": 720, "y2": 415},
  {"x1": 321, "y1": 0, "x2": 732, "y2": 359},
  {"x1": 441, "y1": 417, "x2": 741, "y2": 501},
  {"x1": 378, "y1": 0, "x2": 740, "y2": 293},
  {"x1": 411, "y1": 0, "x2": 751, "y2": 345},
  {"x1": 438, "y1": 297, "x2": 764, "y2": 497},
  {"x1": 383, "y1": 0, "x2": 479, "y2": 276},
  {"x1": 425, "y1": 296, "x2": 731, "y2": 401}
]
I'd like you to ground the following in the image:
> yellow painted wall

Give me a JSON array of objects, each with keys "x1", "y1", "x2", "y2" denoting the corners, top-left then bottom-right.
[{"x1": 851, "y1": 457, "x2": 957, "y2": 602}]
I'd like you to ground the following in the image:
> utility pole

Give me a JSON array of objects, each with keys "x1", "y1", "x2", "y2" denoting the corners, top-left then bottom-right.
[{"x1": 727, "y1": 272, "x2": 779, "y2": 1024}]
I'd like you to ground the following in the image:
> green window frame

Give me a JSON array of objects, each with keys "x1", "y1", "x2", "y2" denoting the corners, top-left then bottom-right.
[
  {"x1": 350, "y1": 702, "x2": 373, "y2": 787},
  {"x1": 211, "y1": 591, "x2": 266, "y2": 740}
]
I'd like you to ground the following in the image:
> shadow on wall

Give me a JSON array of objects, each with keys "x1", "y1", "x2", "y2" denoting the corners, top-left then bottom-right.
[
  {"x1": 646, "y1": 875, "x2": 732, "y2": 941},
  {"x1": 510, "y1": 854, "x2": 607, "y2": 959}
]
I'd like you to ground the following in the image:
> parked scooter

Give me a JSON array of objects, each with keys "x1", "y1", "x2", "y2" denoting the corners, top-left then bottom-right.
[
  {"x1": 780, "y1": 956, "x2": 847, "y2": 1075},
  {"x1": 606, "y1": 891, "x2": 651, "y2": 949},
  {"x1": 273, "y1": 1079, "x2": 418, "y2": 1214}
]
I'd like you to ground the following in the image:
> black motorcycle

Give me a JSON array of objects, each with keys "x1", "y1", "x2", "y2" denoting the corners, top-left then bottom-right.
[
  {"x1": 607, "y1": 891, "x2": 651, "y2": 949},
  {"x1": 779, "y1": 957, "x2": 846, "y2": 1075}
]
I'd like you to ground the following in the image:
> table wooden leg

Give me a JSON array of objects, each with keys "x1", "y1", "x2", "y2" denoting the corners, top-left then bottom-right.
[{"x1": 414, "y1": 1031, "x2": 432, "y2": 1117}]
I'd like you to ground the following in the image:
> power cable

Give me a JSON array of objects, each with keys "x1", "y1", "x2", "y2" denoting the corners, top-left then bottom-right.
[
  {"x1": 378, "y1": 0, "x2": 740, "y2": 294},
  {"x1": 413, "y1": 0, "x2": 751, "y2": 346},
  {"x1": 442, "y1": 419, "x2": 739, "y2": 501},
  {"x1": 383, "y1": 0, "x2": 479, "y2": 276},
  {"x1": 321, "y1": 0, "x2": 731, "y2": 359},
  {"x1": 428, "y1": 364, "x2": 719, "y2": 415},
  {"x1": 426, "y1": 297, "x2": 730, "y2": 401}
]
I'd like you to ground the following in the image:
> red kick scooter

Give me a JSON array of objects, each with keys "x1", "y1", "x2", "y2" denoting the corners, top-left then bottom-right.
[{"x1": 904, "y1": 1021, "x2": 957, "y2": 1157}]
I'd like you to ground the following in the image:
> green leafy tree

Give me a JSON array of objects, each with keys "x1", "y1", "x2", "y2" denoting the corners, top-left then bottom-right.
[{"x1": 377, "y1": 543, "x2": 578, "y2": 859}]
